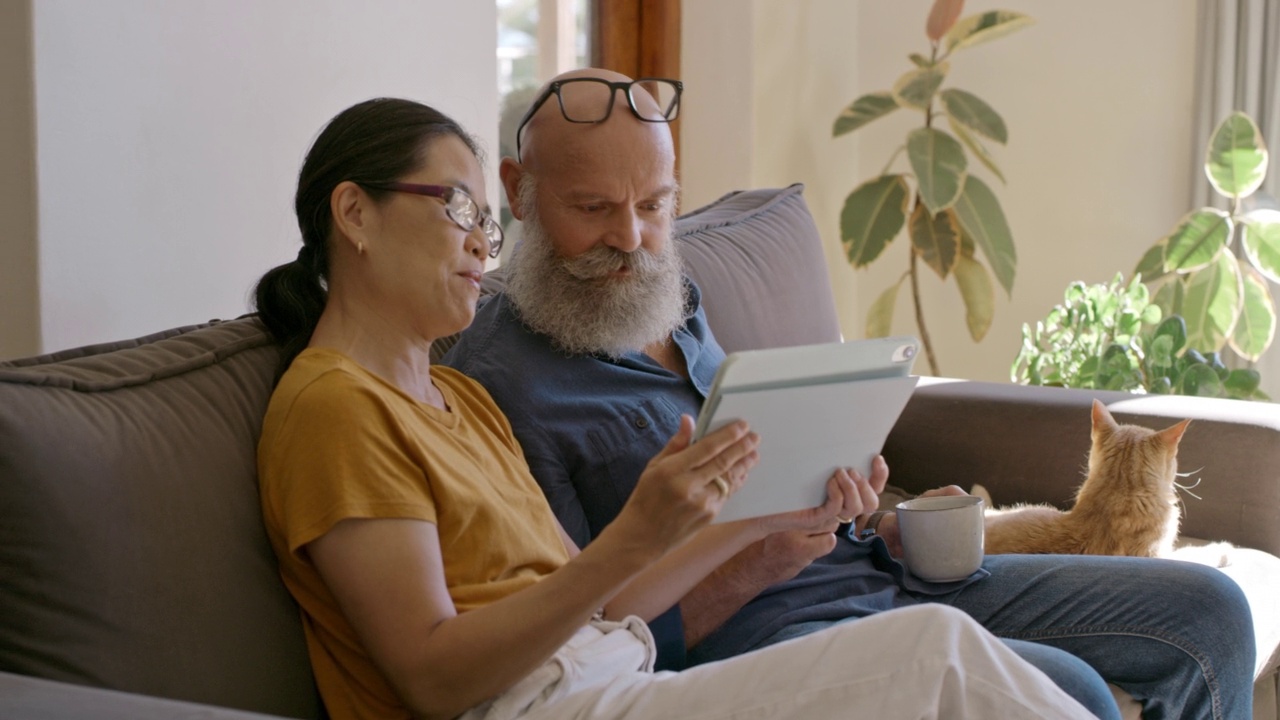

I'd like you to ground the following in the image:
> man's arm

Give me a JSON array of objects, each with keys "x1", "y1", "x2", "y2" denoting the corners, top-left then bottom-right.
[{"x1": 679, "y1": 530, "x2": 837, "y2": 647}]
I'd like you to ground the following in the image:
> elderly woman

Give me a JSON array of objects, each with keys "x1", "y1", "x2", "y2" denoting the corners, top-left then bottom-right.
[{"x1": 253, "y1": 97, "x2": 1091, "y2": 720}]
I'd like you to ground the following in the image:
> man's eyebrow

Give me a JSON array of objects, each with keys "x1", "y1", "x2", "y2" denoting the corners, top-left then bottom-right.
[{"x1": 562, "y1": 185, "x2": 679, "y2": 203}]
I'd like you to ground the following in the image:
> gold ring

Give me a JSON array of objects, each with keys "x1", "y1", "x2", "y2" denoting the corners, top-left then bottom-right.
[
  {"x1": 711, "y1": 476, "x2": 730, "y2": 498},
  {"x1": 835, "y1": 515, "x2": 854, "y2": 524}
]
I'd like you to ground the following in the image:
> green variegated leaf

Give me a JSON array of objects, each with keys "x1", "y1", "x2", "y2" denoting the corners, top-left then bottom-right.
[
  {"x1": 1153, "y1": 278, "x2": 1186, "y2": 318},
  {"x1": 1205, "y1": 111, "x2": 1269, "y2": 199},
  {"x1": 1241, "y1": 209, "x2": 1280, "y2": 283},
  {"x1": 938, "y1": 89, "x2": 1007, "y2": 144},
  {"x1": 908, "y1": 53, "x2": 932, "y2": 68},
  {"x1": 840, "y1": 175, "x2": 909, "y2": 267},
  {"x1": 1133, "y1": 241, "x2": 1166, "y2": 281},
  {"x1": 866, "y1": 277, "x2": 906, "y2": 338},
  {"x1": 833, "y1": 92, "x2": 899, "y2": 138},
  {"x1": 954, "y1": 255, "x2": 995, "y2": 341},
  {"x1": 1229, "y1": 261, "x2": 1276, "y2": 361},
  {"x1": 944, "y1": 11, "x2": 1034, "y2": 53},
  {"x1": 1182, "y1": 252, "x2": 1242, "y2": 352},
  {"x1": 910, "y1": 203, "x2": 961, "y2": 279},
  {"x1": 908, "y1": 127, "x2": 967, "y2": 214},
  {"x1": 892, "y1": 64, "x2": 949, "y2": 111},
  {"x1": 948, "y1": 119, "x2": 1005, "y2": 183},
  {"x1": 953, "y1": 175, "x2": 1015, "y2": 296},
  {"x1": 1162, "y1": 208, "x2": 1231, "y2": 273}
]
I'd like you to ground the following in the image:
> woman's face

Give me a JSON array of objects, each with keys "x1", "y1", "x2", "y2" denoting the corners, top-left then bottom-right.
[{"x1": 364, "y1": 134, "x2": 491, "y2": 341}]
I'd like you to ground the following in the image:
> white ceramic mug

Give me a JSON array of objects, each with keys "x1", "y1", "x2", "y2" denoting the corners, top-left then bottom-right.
[{"x1": 895, "y1": 495, "x2": 985, "y2": 582}]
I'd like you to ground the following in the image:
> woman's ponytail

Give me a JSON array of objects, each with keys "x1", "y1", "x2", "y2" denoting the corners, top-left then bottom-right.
[{"x1": 254, "y1": 245, "x2": 328, "y2": 373}]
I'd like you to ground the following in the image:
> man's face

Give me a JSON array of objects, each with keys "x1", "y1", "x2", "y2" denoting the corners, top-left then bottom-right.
[
  {"x1": 526, "y1": 113, "x2": 678, "y2": 265},
  {"x1": 502, "y1": 173, "x2": 687, "y2": 358}
]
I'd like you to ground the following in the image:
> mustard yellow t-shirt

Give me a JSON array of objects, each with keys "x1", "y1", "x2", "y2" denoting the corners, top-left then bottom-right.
[{"x1": 258, "y1": 349, "x2": 571, "y2": 720}]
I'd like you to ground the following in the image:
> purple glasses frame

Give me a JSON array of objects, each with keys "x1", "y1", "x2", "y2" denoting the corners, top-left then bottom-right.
[{"x1": 360, "y1": 182, "x2": 503, "y2": 258}]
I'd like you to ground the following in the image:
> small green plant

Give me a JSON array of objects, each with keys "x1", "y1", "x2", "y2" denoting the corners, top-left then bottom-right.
[
  {"x1": 1012, "y1": 274, "x2": 1267, "y2": 400},
  {"x1": 832, "y1": 0, "x2": 1033, "y2": 375},
  {"x1": 1134, "y1": 111, "x2": 1280, "y2": 364}
]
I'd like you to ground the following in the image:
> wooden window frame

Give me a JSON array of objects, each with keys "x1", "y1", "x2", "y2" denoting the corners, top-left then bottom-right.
[{"x1": 591, "y1": 0, "x2": 682, "y2": 163}]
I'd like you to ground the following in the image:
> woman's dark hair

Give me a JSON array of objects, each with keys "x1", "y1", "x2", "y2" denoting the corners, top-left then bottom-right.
[{"x1": 254, "y1": 98, "x2": 480, "y2": 373}]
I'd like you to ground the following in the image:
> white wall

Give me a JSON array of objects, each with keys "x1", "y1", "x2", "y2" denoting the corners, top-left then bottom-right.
[
  {"x1": 0, "y1": 0, "x2": 39, "y2": 359},
  {"x1": 684, "y1": 0, "x2": 1213, "y2": 388},
  {"x1": 17, "y1": 1, "x2": 497, "y2": 354}
]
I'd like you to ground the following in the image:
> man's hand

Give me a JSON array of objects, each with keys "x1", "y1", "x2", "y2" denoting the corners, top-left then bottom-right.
[
  {"x1": 680, "y1": 465, "x2": 880, "y2": 647},
  {"x1": 869, "y1": 485, "x2": 969, "y2": 558},
  {"x1": 749, "y1": 528, "x2": 838, "y2": 585},
  {"x1": 680, "y1": 527, "x2": 836, "y2": 646}
]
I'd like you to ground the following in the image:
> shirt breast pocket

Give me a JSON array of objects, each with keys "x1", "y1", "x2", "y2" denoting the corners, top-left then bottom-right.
[{"x1": 581, "y1": 396, "x2": 683, "y2": 530}]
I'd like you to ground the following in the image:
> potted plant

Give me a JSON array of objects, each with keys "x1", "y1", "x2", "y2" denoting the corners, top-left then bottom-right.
[
  {"x1": 1133, "y1": 111, "x2": 1280, "y2": 366},
  {"x1": 1012, "y1": 273, "x2": 1267, "y2": 400},
  {"x1": 832, "y1": 0, "x2": 1032, "y2": 375}
]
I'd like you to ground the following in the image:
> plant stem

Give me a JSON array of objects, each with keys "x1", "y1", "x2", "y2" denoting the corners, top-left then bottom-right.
[
  {"x1": 909, "y1": 248, "x2": 940, "y2": 375},
  {"x1": 912, "y1": 49, "x2": 940, "y2": 376},
  {"x1": 880, "y1": 145, "x2": 906, "y2": 176}
]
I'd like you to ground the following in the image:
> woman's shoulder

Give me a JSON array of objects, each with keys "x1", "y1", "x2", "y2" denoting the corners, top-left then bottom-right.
[{"x1": 268, "y1": 349, "x2": 387, "y2": 424}]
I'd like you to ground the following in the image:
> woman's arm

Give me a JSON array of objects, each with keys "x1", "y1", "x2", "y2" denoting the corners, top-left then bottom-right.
[
  {"x1": 603, "y1": 466, "x2": 870, "y2": 623},
  {"x1": 308, "y1": 416, "x2": 756, "y2": 720}
]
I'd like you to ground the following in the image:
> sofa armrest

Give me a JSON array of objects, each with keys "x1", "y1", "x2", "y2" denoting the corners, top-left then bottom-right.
[
  {"x1": 0, "y1": 671, "x2": 298, "y2": 720},
  {"x1": 882, "y1": 378, "x2": 1280, "y2": 557}
]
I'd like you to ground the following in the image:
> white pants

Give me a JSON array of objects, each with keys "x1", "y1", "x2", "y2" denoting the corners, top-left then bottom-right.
[{"x1": 462, "y1": 604, "x2": 1096, "y2": 720}]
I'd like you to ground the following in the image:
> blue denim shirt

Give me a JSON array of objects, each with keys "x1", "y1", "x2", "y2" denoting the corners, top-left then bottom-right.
[{"x1": 443, "y1": 280, "x2": 986, "y2": 668}]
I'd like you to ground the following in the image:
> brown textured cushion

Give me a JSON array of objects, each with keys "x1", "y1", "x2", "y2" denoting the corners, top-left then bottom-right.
[{"x1": 0, "y1": 317, "x2": 321, "y2": 718}]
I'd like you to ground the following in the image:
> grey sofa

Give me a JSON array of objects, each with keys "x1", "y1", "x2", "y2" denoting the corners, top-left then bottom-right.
[{"x1": 2, "y1": 184, "x2": 1277, "y2": 719}]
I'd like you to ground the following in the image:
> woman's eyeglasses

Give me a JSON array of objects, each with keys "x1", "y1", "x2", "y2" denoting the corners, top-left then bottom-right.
[{"x1": 360, "y1": 182, "x2": 504, "y2": 258}]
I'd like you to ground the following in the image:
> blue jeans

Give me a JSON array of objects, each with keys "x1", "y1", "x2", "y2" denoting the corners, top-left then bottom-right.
[
  {"x1": 758, "y1": 554, "x2": 1254, "y2": 720},
  {"x1": 944, "y1": 554, "x2": 1254, "y2": 720}
]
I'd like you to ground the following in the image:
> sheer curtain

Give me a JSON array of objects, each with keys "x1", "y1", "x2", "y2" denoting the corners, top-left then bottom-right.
[{"x1": 1191, "y1": 0, "x2": 1280, "y2": 210}]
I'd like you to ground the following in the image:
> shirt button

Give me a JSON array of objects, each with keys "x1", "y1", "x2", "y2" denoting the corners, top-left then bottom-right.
[{"x1": 635, "y1": 417, "x2": 650, "y2": 429}]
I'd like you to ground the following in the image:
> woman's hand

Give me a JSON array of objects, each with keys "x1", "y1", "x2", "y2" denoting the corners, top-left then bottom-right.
[{"x1": 609, "y1": 415, "x2": 760, "y2": 560}]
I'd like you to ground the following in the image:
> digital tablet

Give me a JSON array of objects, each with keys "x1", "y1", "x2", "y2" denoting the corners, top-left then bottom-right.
[{"x1": 694, "y1": 336, "x2": 920, "y2": 523}]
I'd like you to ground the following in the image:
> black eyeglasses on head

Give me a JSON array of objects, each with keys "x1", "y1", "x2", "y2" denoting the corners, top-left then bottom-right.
[{"x1": 515, "y1": 77, "x2": 683, "y2": 161}]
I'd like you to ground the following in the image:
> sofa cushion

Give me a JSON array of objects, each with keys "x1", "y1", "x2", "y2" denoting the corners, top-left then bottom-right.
[
  {"x1": 0, "y1": 317, "x2": 321, "y2": 719},
  {"x1": 675, "y1": 183, "x2": 841, "y2": 354}
]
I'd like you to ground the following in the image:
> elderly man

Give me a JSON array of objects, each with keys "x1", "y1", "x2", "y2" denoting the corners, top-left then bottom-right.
[{"x1": 444, "y1": 69, "x2": 1255, "y2": 720}]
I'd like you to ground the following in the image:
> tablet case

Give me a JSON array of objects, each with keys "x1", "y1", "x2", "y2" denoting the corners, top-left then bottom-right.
[{"x1": 694, "y1": 337, "x2": 920, "y2": 523}]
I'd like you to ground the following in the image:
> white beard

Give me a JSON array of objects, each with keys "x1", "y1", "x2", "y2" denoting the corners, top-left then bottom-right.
[{"x1": 503, "y1": 179, "x2": 688, "y2": 358}]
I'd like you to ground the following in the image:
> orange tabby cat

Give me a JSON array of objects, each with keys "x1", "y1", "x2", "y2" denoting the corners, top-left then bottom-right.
[{"x1": 981, "y1": 400, "x2": 1191, "y2": 557}]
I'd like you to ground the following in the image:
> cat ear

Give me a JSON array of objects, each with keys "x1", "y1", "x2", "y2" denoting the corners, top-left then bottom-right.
[
  {"x1": 1157, "y1": 418, "x2": 1192, "y2": 447},
  {"x1": 1091, "y1": 399, "x2": 1118, "y2": 435}
]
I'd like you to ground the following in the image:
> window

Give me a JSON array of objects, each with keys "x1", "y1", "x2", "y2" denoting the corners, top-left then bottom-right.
[{"x1": 496, "y1": 0, "x2": 591, "y2": 231}]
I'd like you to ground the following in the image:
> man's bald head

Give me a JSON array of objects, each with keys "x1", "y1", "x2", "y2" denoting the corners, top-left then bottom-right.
[
  {"x1": 499, "y1": 68, "x2": 680, "y2": 264},
  {"x1": 515, "y1": 68, "x2": 676, "y2": 170}
]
